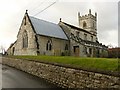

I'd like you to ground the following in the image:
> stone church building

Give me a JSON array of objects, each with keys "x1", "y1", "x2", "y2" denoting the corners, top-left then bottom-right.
[{"x1": 7, "y1": 10, "x2": 108, "y2": 57}]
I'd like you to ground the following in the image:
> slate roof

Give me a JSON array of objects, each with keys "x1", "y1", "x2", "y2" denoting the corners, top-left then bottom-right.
[{"x1": 29, "y1": 16, "x2": 68, "y2": 40}]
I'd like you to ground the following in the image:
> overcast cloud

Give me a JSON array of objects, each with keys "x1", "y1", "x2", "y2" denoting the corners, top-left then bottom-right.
[
  {"x1": 0, "y1": 0, "x2": 119, "y2": 50},
  {"x1": 118, "y1": 1, "x2": 120, "y2": 47}
]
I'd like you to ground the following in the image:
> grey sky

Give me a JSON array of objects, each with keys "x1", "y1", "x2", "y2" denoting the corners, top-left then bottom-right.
[
  {"x1": 0, "y1": 0, "x2": 119, "y2": 51},
  {"x1": 118, "y1": 1, "x2": 120, "y2": 47}
]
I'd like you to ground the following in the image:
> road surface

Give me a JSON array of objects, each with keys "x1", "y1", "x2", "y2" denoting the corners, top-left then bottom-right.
[{"x1": 2, "y1": 64, "x2": 64, "y2": 89}]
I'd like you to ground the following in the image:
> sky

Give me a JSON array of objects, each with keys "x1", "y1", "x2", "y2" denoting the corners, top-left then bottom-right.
[{"x1": 0, "y1": 0, "x2": 119, "y2": 51}]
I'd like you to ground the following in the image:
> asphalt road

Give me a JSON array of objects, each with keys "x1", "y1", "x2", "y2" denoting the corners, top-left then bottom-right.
[{"x1": 2, "y1": 64, "x2": 64, "y2": 89}]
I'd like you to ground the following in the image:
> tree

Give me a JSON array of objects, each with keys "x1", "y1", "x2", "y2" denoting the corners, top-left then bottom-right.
[{"x1": 0, "y1": 45, "x2": 5, "y2": 55}]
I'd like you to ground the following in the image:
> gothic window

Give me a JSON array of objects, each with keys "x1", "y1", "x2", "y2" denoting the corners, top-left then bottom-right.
[
  {"x1": 49, "y1": 44, "x2": 52, "y2": 50},
  {"x1": 46, "y1": 43, "x2": 49, "y2": 50},
  {"x1": 83, "y1": 21, "x2": 87, "y2": 28},
  {"x1": 46, "y1": 39, "x2": 52, "y2": 51},
  {"x1": 65, "y1": 44, "x2": 68, "y2": 50},
  {"x1": 24, "y1": 17, "x2": 26, "y2": 25},
  {"x1": 23, "y1": 30, "x2": 28, "y2": 48}
]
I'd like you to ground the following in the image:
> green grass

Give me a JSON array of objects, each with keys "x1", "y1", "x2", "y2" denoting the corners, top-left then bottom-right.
[{"x1": 7, "y1": 55, "x2": 119, "y2": 72}]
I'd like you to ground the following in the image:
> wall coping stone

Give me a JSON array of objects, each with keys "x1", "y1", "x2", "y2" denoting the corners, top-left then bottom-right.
[{"x1": 3, "y1": 57, "x2": 120, "y2": 77}]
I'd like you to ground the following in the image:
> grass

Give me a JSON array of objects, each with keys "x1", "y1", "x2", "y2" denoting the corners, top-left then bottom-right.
[{"x1": 7, "y1": 55, "x2": 119, "y2": 72}]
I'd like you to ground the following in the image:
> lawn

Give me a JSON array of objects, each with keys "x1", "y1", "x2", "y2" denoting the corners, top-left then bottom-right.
[{"x1": 7, "y1": 55, "x2": 119, "y2": 72}]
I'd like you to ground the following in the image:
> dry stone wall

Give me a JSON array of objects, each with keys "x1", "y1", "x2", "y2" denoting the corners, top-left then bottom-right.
[{"x1": 2, "y1": 57, "x2": 120, "y2": 89}]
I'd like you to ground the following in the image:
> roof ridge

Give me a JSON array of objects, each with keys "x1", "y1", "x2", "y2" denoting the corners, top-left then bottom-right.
[
  {"x1": 29, "y1": 16, "x2": 68, "y2": 40},
  {"x1": 29, "y1": 16, "x2": 58, "y2": 25},
  {"x1": 62, "y1": 22, "x2": 95, "y2": 35},
  {"x1": 63, "y1": 22, "x2": 81, "y2": 29}
]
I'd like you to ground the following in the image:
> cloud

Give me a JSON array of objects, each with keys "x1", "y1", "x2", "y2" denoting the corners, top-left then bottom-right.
[
  {"x1": 0, "y1": 1, "x2": 118, "y2": 49},
  {"x1": 118, "y1": 1, "x2": 120, "y2": 47}
]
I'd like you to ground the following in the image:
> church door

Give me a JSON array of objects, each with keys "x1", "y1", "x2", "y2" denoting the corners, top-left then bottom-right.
[{"x1": 73, "y1": 46, "x2": 80, "y2": 56}]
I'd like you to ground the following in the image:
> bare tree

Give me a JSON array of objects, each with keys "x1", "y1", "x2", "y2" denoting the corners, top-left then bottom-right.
[
  {"x1": 107, "y1": 44, "x2": 114, "y2": 48},
  {"x1": 0, "y1": 45, "x2": 5, "y2": 54}
]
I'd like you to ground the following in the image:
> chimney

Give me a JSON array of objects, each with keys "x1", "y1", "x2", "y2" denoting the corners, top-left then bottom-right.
[
  {"x1": 25, "y1": 10, "x2": 28, "y2": 14},
  {"x1": 95, "y1": 12, "x2": 97, "y2": 17},
  {"x1": 78, "y1": 12, "x2": 80, "y2": 16},
  {"x1": 60, "y1": 18, "x2": 62, "y2": 22}
]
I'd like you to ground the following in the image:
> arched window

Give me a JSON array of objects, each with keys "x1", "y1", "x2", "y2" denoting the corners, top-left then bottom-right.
[
  {"x1": 23, "y1": 30, "x2": 28, "y2": 48},
  {"x1": 46, "y1": 39, "x2": 52, "y2": 51},
  {"x1": 83, "y1": 21, "x2": 87, "y2": 28},
  {"x1": 24, "y1": 17, "x2": 26, "y2": 25}
]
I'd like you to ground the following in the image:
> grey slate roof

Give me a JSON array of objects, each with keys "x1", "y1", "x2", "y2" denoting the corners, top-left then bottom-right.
[{"x1": 29, "y1": 16, "x2": 68, "y2": 40}]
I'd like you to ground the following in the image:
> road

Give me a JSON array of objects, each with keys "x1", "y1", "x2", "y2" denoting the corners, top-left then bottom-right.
[{"x1": 2, "y1": 64, "x2": 64, "y2": 89}]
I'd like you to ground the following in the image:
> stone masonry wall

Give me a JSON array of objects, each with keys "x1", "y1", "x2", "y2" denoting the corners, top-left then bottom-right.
[
  {"x1": 14, "y1": 13, "x2": 37, "y2": 55},
  {"x1": 37, "y1": 35, "x2": 69, "y2": 56},
  {"x1": 2, "y1": 57, "x2": 120, "y2": 88}
]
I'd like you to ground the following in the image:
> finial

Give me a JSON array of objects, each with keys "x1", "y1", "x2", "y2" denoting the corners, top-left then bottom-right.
[
  {"x1": 95, "y1": 12, "x2": 97, "y2": 17},
  {"x1": 60, "y1": 18, "x2": 62, "y2": 22},
  {"x1": 89, "y1": 9, "x2": 91, "y2": 14},
  {"x1": 78, "y1": 12, "x2": 80, "y2": 16},
  {"x1": 26, "y1": 10, "x2": 28, "y2": 14}
]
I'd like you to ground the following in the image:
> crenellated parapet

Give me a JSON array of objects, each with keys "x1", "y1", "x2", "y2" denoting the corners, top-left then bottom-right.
[{"x1": 78, "y1": 9, "x2": 97, "y2": 21}]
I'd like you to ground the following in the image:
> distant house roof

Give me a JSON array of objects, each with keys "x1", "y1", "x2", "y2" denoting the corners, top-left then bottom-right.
[
  {"x1": 29, "y1": 16, "x2": 68, "y2": 40},
  {"x1": 108, "y1": 48, "x2": 120, "y2": 51}
]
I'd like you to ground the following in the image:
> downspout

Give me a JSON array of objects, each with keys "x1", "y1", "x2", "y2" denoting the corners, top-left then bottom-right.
[{"x1": 35, "y1": 34, "x2": 40, "y2": 55}]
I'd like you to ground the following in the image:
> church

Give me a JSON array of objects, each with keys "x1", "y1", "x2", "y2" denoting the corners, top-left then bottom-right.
[{"x1": 7, "y1": 9, "x2": 108, "y2": 57}]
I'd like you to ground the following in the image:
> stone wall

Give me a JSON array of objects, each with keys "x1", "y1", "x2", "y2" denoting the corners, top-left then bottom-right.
[
  {"x1": 37, "y1": 35, "x2": 69, "y2": 56},
  {"x1": 10, "y1": 12, "x2": 38, "y2": 55},
  {"x1": 9, "y1": 12, "x2": 69, "y2": 56},
  {"x1": 2, "y1": 57, "x2": 120, "y2": 89},
  {"x1": 59, "y1": 22, "x2": 98, "y2": 57}
]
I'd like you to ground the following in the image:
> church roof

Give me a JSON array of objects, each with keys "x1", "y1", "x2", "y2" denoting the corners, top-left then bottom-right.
[
  {"x1": 62, "y1": 22, "x2": 96, "y2": 36},
  {"x1": 29, "y1": 16, "x2": 68, "y2": 40}
]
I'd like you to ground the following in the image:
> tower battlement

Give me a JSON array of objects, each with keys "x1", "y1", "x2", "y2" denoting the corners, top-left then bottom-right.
[
  {"x1": 78, "y1": 9, "x2": 97, "y2": 21},
  {"x1": 80, "y1": 14, "x2": 97, "y2": 21},
  {"x1": 78, "y1": 9, "x2": 97, "y2": 36}
]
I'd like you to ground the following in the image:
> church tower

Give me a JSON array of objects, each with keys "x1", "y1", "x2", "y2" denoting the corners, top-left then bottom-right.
[{"x1": 78, "y1": 9, "x2": 97, "y2": 36}]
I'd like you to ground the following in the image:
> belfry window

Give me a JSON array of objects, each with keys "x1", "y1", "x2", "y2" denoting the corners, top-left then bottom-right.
[
  {"x1": 83, "y1": 21, "x2": 87, "y2": 28},
  {"x1": 46, "y1": 39, "x2": 52, "y2": 51},
  {"x1": 23, "y1": 30, "x2": 28, "y2": 48}
]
